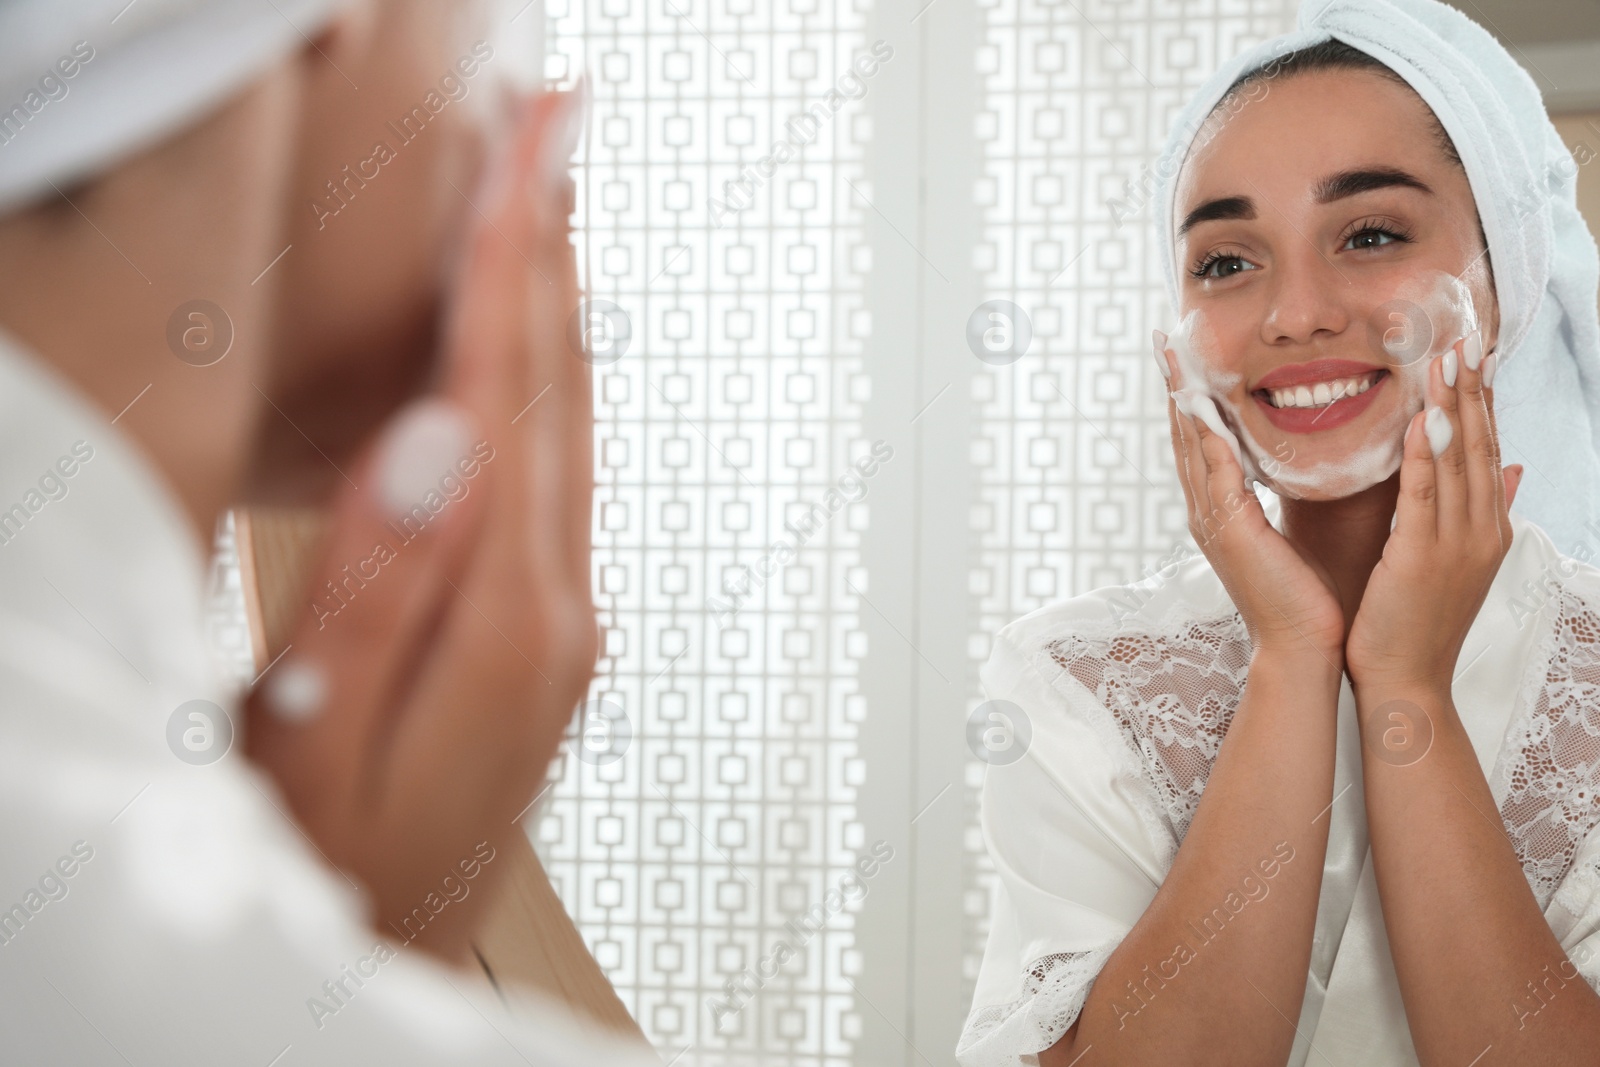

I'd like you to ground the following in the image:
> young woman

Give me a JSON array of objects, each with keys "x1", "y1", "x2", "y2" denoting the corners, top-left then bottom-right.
[
  {"x1": 0, "y1": 2, "x2": 641, "y2": 1063},
  {"x1": 959, "y1": 2, "x2": 1600, "y2": 1065}
]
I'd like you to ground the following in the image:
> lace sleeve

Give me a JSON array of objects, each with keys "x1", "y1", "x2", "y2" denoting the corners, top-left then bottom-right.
[
  {"x1": 957, "y1": 944, "x2": 1121, "y2": 1067},
  {"x1": 1495, "y1": 584, "x2": 1600, "y2": 910},
  {"x1": 958, "y1": 605, "x2": 1251, "y2": 1066},
  {"x1": 1548, "y1": 851, "x2": 1600, "y2": 995},
  {"x1": 1499, "y1": 580, "x2": 1600, "y2": 992},
  {"x1": 1044, "y1": 608, "x2": 1253, "y2": 862}
]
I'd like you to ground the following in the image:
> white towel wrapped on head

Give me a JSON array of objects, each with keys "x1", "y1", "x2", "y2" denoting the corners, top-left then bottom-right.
[{"x1": 0, "y1": 0, "x2": 353, "y2": 214}]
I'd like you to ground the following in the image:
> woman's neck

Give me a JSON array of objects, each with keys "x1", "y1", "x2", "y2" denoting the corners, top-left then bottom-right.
[{"x1": 1276, "y1": 471, "x2": 1402, "y2": 637}]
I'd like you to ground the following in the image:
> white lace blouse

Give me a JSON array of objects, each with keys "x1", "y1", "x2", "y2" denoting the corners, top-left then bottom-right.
[{"x1": 957, "y1": 506, "x2": 1600, "y2": 1067}]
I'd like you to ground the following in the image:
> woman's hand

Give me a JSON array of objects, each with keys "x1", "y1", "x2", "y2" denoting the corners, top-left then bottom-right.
[
  {"x1": 1345, "y1": 332, "x2": 1524, "y2": 694},
  {"x1": 243, "y1": 87, "x2": 596, "y2": 962},
  {"x1": 1157, "y1": 331, "x2": 1347, "y2": 666}
]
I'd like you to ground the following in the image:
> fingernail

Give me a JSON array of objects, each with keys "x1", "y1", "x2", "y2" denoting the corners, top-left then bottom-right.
[
  {"x1": 265, "y1": 660, "x2": 327, "y2": 723},
  {"x1": 1463, "y1": 330, "x2": 1483, "y2": 372},
  {"x1": 376, "y1": 400, "x2": 475, "y2": 519},
  {"x1": 1152, "y1": 329, "x2": 1171, "y2": 380},
  {"x1": 1441, "y1": 349, "x2": 1457, "y2": 388},
  {"x1": 1482, "y1": 350, "x2": 1498, "y2": 388},
  {"x1": 1424, "y1": 404, "x2": 1453, "y2": 456}
]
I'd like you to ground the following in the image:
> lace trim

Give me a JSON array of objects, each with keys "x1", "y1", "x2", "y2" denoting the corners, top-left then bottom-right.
[
  {"x1": 1496, "y1": 583, "x2": 1600, "y2": 909},
  {"x1": 956, "y1": 944, "x2": 1118, "y2": 1067},
  {"x1": 1043, "y1": 611, "x2": 1252, "y2": 847},
  {"x1": 1035, "y1": 577, "x2": 1600, "y2": 913},
  {"x1": 1551, "y1": 855, "x2": 1600, "y2": 995}
]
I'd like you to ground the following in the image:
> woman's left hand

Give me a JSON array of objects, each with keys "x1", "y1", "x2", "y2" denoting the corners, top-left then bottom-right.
[{"x1": 1345, "y1": 331, "x2": 1524, "y2": 694}]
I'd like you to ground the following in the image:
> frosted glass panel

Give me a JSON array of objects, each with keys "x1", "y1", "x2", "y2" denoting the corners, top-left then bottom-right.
[{"x1": 542, "y1": 2, "x2": 875, "y2": 1061}]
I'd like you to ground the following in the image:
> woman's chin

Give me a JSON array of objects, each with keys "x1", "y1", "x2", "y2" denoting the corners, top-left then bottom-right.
[
  {"x1": 1265, "y1": 479, "x2": 1355, "y2": 503},
  {"x1": 1249, "y1": 433, "x2": 1408, "y2": 502}
]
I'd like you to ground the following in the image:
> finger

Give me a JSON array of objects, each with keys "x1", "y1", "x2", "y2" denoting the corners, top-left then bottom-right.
[
  {"x1": 1176, "y1": 400, "x2": 1229, "y2": 546},
  {"x1": 1158, "y1": 337, "x2": 1215, "y2": 514},
  {"x1": 1505, "y1": 463, "x2": 1524, "y2": 512},
  {"x1": 430, "y1": 92, "x2": 548, "y2": 677},
  {"x1": 1167, "y1": 388, "x2": 1202, "y2": 512},
  {"x1": 245, "y1": 401, "x2": 489, "y2": 813},
  {"x1": 472, "y1": 88, "x2": 587, "y2": 619},
  {"x1": 1161, "y1": 342, "x2": 1214, "y2": 531},
  {"x1": 1160, "y1": 336, "x2": 1199, "y2": 508},
  {"x1": 441, "y1": 91, "x2": 595, "y2": 747},
  {"x1": 445, "y1": 89, "x2": 580, "y2": 598},
  {"x1": 443, "y1": 91, "x2": 582, "y2": 623},
  {"x1": 1454, "y1": 329, "x2": 1499, "y2": 541},
  {"x1": 1395, "y1": 407, "x2": 1438, "y2": 546},
  {"x1": 1183, "y1": 393, "x2": 1256, "y2": 544},
  {"x1": 442, "y1": 92, "x2": 549, "y2": 428},
  {"x1": 1428, "y1": 341, "x2": 1468, "y2": 537},
  {"x1": 519, "y1": 84, "x2": 593, "y2": 583},
  {"x1": 1481, "y1": 344, "x2": 1514, "y2": 550}
]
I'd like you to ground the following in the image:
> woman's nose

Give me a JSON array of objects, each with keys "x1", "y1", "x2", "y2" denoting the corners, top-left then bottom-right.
[{"x1": 1259, "y1": 249, "x2": 1352, "y2": 346}]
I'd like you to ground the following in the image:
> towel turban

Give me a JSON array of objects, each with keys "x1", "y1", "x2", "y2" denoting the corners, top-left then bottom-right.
[{"x1": 0, "y1": 0, "x2": 354, "y2": 214}]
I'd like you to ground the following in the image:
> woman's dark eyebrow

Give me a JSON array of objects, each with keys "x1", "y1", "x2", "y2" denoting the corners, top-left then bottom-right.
[
  {"x1": 1314, "y1": 166, "x2": 1435, "y2": 202},
  {"x1": 1177, "y1": 196, "x2": 1253, "y2": 238},
  {"x1": 1177, "y1": 168, "x2": 1434, "y2": 239}
]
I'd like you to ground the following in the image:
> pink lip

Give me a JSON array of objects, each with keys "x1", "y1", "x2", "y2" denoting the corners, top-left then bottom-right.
[
  {"x1": 1254, "y1": 371, "x2": 1388, "y2": 433},
  {"x1": 1254, "y1": 358, "x2": 1384, "y2": 391}
]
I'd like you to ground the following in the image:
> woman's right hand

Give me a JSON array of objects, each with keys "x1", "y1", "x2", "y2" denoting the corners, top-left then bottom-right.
[
  {"x1": 243, "y1": 87, "x2": 596, "y2": 963},
  {"x1": 1156, "y1": 331, "x2": 1347, "y2": 667}
]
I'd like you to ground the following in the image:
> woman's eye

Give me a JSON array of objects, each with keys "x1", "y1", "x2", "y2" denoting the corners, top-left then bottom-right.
[
  {"x1": 1345, "y1": 228, "x2": 1398, "y2": 251},
  {"x1": 1199, "y1": 255, "x2": 1256, "y2": 279}
]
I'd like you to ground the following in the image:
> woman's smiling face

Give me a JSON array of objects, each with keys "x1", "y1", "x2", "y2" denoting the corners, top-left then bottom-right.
[{"x1": 1172, "y1": 65, "x2": 1499, "y2": 501}]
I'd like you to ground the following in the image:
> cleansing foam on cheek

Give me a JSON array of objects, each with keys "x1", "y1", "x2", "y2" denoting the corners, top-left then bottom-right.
[
  {"x1": 1173, "y1": 389, "x2": 1245, "y2": 471},
  {"x1": 1373, "y1": 267, "x2": 1482, "y2": 456},
  {"x1": 1159, "y1": 264, "x2": 1485, "y2": 502},
  {"x1": 1377, "y1": 268, "x2": 1480, "y2": 373},
  {"x1": 1164, "y1": 309, "x2": 1272, "y2": 488}
]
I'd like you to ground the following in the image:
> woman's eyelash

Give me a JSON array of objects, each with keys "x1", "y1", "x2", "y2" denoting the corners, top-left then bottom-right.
[
  {"x1": 1188, "y1": 220, "x2": 1416, "y2": 279},
  {"x1": 1340, "y1": 218, "x2": 1415, "y2": 248},
  {"x1": 1188, "y1": 249, "x2": 1247, "y2": 279}
]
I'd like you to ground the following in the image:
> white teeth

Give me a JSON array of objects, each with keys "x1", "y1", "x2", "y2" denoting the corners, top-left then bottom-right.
[{"x1": 1268, "y1": 374, "x2": 1374, "y2": 409}]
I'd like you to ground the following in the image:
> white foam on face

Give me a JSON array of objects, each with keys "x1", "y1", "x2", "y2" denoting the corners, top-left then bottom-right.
[
  {"x1": 1173, "y1": 390, "x2": 1244, "y2": 470},
  {"x1": 1166, "y1": 315, "x2": 1252, "y2": 483},
  {"x1": 1164, "y1": 267, "x2": 1484, "y2": 500}
]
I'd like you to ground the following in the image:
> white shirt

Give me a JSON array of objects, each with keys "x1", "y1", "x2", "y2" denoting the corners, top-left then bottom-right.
[
  {"x1": 958, "y1": 494, "x2": 1600, "y2": 1066},
  {"x1": 0, "y1": 329, "x2": 665, "y2": 1065}
]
